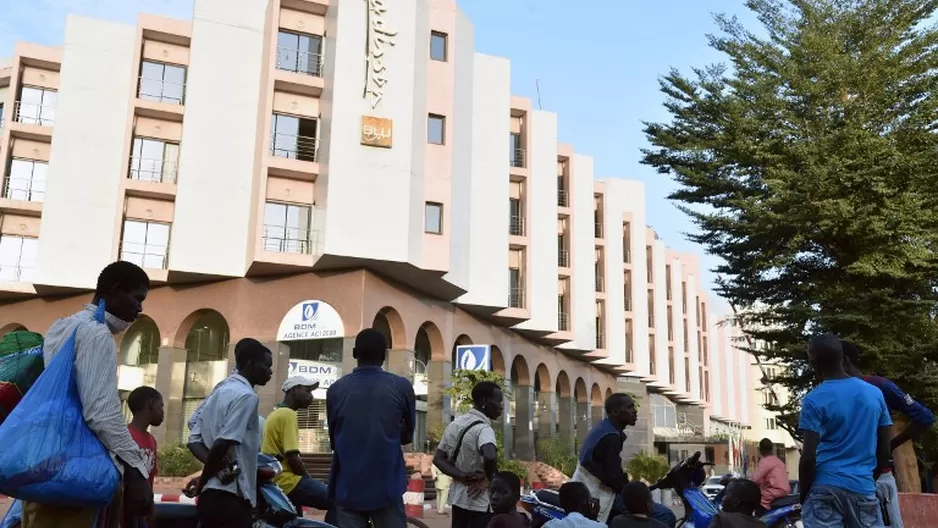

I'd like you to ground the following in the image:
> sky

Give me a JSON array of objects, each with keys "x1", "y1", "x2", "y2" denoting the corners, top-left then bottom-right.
[{"x1": 0, "y1": 0, "x2": 760, "y2": 309}]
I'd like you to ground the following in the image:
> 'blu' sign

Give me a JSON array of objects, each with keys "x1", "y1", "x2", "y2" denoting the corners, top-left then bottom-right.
[{"x1": 456, "y1": 345, "x2": 491, "y2": 371}]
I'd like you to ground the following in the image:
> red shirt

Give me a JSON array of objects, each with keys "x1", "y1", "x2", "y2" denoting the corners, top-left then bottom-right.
[
  {"x1": 752, "y1": 455, "x2": 790, "y2": 510},
  {"x1": 128, "y1": 426, "x2": 159, "y2": 485}
]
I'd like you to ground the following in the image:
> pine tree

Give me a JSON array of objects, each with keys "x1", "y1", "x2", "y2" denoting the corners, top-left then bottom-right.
[{"x1": 642, "y1": 0, "x2": 938, "y2": 487}]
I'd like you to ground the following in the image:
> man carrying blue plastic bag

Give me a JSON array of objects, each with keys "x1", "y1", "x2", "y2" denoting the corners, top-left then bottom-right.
[{"x1": 22, "y1": 261, "x2": 154, "y2": 527}]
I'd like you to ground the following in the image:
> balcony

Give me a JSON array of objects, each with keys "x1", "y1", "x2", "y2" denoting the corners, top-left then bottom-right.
[
  {"x1": 558, "y1": 312, "x2": 570, "y2": 332},
  {"x1": 508, "y1": 287, "x2": 525, "y2": 309},
  {"x1": 262, "y1": 225, "x2": 320, "y2": 255},
  {"x1": 623, "y1": 248, "x2": 631, "y2": 263},
  {"x1": 557, "y1": 189, "x2": 569, "y2": 207},
  {"x1": 138, "y1": 76, "x2": 186, "y2": 105},
  {"x1": 120, "y1": 242, "x2": 168, "y2": 270},
  {"x1": 276, "y1": 48, "x2": 324, "y2": 77},
  {"x1": 626, "y1": 345, "x2": 633, "y2": 364},
  {"x1": 509, "y1": 215, "x2": 526, "y2": 237},
  {"x1": 624, "y1": 296, "x2": 632, "y2": 311},
  {"x1": 558, "y1": 249, "x2": 570, "y2": 268},
  {"x1": 594, "y1": 222, "x2": 604, "y2": 238},
  {"x1": 14, "y1": 102, "x2": 55, "y2": 127},
  {"x1": 510, "y1": 148, "x2": 526, "y2": 169},
  {"x1": 129, "y1": 157, "x2": 178, "y2": 184},
  {"x1": 595, "y1": 332, "x2": 606, "y2": 350},
  {"x1": 271, "y1": 133, "x2": 320, "y2": 162},
  {"x1": 595, "y1": 275, "x2": 605, "y2": 292},
  {"x1": 3, "y1": 177, "x2": 45, "y2": 203}
]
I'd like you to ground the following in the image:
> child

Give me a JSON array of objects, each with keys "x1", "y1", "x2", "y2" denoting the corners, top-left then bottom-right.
[
  {"x1": 708, "y1": 479, "x2": 765, "y2": 528},
  {"x1": 126, "y1": 386, "x2": 165, "y2": 528},
  {"x1": 487, "y1": 471, "x2": 530, "y2": 528},
  {"x1": 546, "y1": 481, "x2": 606, "y2": 527}
]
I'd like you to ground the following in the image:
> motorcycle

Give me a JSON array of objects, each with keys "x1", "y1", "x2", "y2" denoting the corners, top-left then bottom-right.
[{"x1": 153, "y1": 453, "x2": 336, "y2": 528}]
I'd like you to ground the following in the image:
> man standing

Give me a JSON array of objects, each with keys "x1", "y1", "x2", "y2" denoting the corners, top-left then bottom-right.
[
  {"x1": 190, "y1": 338, "x2": 273, "y2": 528},
  {"x1": 843, "y1": 340, "x2": 935, "y2": 528},
  {"x1": 573, "y1": 393, "x2": 675, "y2": 527},
  {"x1": 23, "y1": 261, "x2": 153, "y2": 528},
  {"x1": 326, "y1": 329, "x2": 417, "y2": 528},
  {"x1": 750, "y1": 438, "x2": 790, "y2": 515},
  {"x1": 799, "y1": 335, "x2": 892, "y2": 528},
  {"x1": 432, "y1": 380, "x2": 503, "y2": 528},
  {"x1": 261, "y1": 375, "x2": 334, "y2": 521}
]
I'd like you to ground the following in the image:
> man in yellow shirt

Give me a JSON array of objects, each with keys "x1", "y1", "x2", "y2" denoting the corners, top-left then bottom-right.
[{"x1": 261, "y1": 375, "x2": 334, "y2": 523}]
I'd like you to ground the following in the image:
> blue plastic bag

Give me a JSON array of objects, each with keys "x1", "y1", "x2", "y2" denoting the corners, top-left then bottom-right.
[{"x1": 0, "y1": 302, "x2": 120, "y2": 507}]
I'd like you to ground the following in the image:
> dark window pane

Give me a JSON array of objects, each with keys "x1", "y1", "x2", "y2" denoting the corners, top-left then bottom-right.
[
  {"x1": 428, "y1": 115, "x2": 445, "y2": 144},
  {"x1": 430, "y1": 32, "x2": 447, "y2": 61}
]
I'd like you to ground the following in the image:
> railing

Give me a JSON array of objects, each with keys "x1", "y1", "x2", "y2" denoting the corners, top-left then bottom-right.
[
  {"x1": 138, "y1": 77, "x2": 186, "y2": 105},
  {"x1": 271, "y1": 133, "x2": 320, "y2": 163},
  {"x1": 594, "y1": 222, "x2": 604, "y2": 238},
  {"x1": 276, "y1": 48, "x2": 324, "y2": 77},
  {"x1": 623, "y1": 247, "x2": 631, "y2": 263},
  {"x1": 648, "y1": 314, "x2": 655, "y2": 327},
  {"x1": 510, "y1": 148, "x2": 526, "y2": 168},
  {"x1": 508, "y1": 287, "x2": 525, "y2": 309},
  {"x1": 129, "y1": 157, "x2": 178, "y2": 184},
  {"x1": 668, "y1": 326, "x2": 674, "y2": 341},
  {"x1": 0, "y1": 264, "x2": 35, "y2": 282},
  {"x1": 557, "y1": 189, "x2": 569, "y2": 207},
  {"x1": 595, "y1": 332, "x2": 606, "y2": 350},
  {"x1": 626, "y1": 345, "x2": 633, "y2": 364},
  {"x1": 14, "y1": 101, "x2": 55, "y2": 126},
  {"x1": 3, "y1": 177, "x2": 45, "y2": 202},
  {"x1": 595, "y1": 275, "x2": 605, "y2": 292},
  {"x1": 509, "y1": 215, "x2": 525, "y2": 236},
  {"x1": 262, "y1": 225, "x2": 322, "y2": 255},
  {"x1": 120, "y1": 243, "x2": 169, "y2": 270},
  {"x1": 558, "y1": 312, "x2": 570, "y2": 332},
  {"x1": 558, "y1": 249, "x2": 570, "y2": 268},
  {"x1": 624, "y1": 295, "x2": 632, "y2": 311}
]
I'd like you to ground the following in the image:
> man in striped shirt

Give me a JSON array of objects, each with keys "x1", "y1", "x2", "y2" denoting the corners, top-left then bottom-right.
[{"x1": 22, "y1": 261, "x2": 153, "y2": 528}]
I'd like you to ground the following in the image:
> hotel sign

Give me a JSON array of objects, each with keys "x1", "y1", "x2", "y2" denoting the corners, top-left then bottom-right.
[
  {"x1": 363, "y1": 0, "x2": 397, "y2": 109},
  {"x1": 361, "y1": 116, "x2": 393, "y2": 148}
]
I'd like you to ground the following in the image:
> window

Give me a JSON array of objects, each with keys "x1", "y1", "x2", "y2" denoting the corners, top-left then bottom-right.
[
  {"x1": 0, "y1": 235, "x2": 37, "y2": 282},
  {"x1": 430, "y1": 31, "x2": 448, "y2": 61},
  {"x1": 0, "y1": 104, "x2": 5, "y2": 127},
  {"x1": 625, "y1": 320, "x2": 633, "y2": 362},
  {"x1": 130, "y1": 137, "x2": 179, "y2": 183},
  {"x1": 263, "y1": 202, "x2": 313, "y2": 254},
  {"x1": 428, "y1": 114, "x2": 445, "y2": 145},
  {"x1": 510, "y1": 133, "x2": 524, "y2": 168},
  {"x1": 508, "y1": 266, "x2": 524, "y2": 308},
  {"x1": 665, "y1": 264, "x2": 672, "y2": 300},
  {"x1": 17, "y1": 86, "x2": 57, "y2": 126},
  {"x1": 5, "y1": 159, "x2": 47, "y2": 202},
  {"x1": 138, "y1": 61, "x2": 186, "y2": 105},
  {"x1": 651, "y1": 394, "x2": 677, "y2": 429},
  {"x1": 271, "y1": 113, "x2": 319, "y2": 162},
  {"x1": 509, "y1": 198, "x2": 524, "y2": 236},
  {"x1": 120, "y1": 220, "x2": 170, "y2": 269},
  {"x1": 668, "y1": 346, "x2": 676, "y2": 384},
  {"x1": 649, "y1": 338, "x2": 656, "y2": 375},
  {"x1": 667, "y1": 306, "x2": 674, "y2": 340},
  {"x1": 425, "y1": 202, "x2": 443, "y2": 234},
  {"x1": 277, "y1": 31, "x2": 323, "y2": 76}
]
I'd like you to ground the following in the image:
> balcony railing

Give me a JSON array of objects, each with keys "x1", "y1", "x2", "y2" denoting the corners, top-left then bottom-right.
[
  {"x1": 510, "y1": 148, "x2": 526, "y2": 168},
  {"x1": 594, "y1": 222, "x2": 604, "y2": 238},
  {"x1": 557, "y1": 189, "x2": 569, "y2": 207},
  {"x1": 509, "y1": 215, "x2": 526, "y2": 236},
  {"x1": 271, "y1": 133, "x2": 320, "y2": 162},
  {"x1": 0, "y1": 264, "x2": 35, "y2": 283},
  {"x1": 595, "y1": 332, "x2": 606, "y2": 350},
  {"x1": 138, "y1": 77, "x2": 186, "y2": 105},
  {"x1": 595, "y1": 275, "x2": 605, "y2": 292},
  {"x1": 276, "y1": 48, "x2": 324, "y2": 77},
  {"x1": 14, "y1": 101, "x2": 55, "y2": 126},
  {"x1": 626, "y1": 345, "x2": 633, "y2": 364},
  {"x1": 558, "y1": 249, "x2": 570, "y2": 268},
  {"x1": 624, "y1": 295, "x2": 632, "y2": 311},
  {"x1": 120, "y1": 243, "x2": 169, "y2": 270},
  {"x1": 558, "y1": 312, "x2": 570, "y2": 331},
  {"x1": 129, "y1": 157, "x2": 178, "y2": 184},
  {"x1": 263, "y1": 225, "x2": 322, "y2": 255},
  {"x1": 623, "y1": 247, "x2": 631, "y2": 263},
  {"x1": 3, "y1": 177, "x2": 45, "y2": 202},
  {"x1": 508, "y1": 287, "x2": 525, "y2": 309}
]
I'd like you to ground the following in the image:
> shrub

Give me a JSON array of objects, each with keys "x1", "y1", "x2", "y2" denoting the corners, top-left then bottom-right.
[
  {"x1": 158, "y1": 443, "x2": 202, "y2": 477},
  {"x1": 498, "y1": 458, "x2": 529, "y2": 483},
  {"x1": 535, "y1": 436, "x2": 577, "y2": 476},
  {"x1": 625, "y1": 451, "x2": 670, "y2": 484}
]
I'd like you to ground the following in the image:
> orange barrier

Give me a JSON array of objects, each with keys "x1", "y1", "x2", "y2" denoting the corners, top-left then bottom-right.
[
  {"x1": 404, "y1": 472, "x2": 425, "y2": 519},
  {"x1": 899, "y1": 493, "x2": 938, "y2": 528}
]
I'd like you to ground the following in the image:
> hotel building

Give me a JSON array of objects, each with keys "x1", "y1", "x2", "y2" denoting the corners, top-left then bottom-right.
[{"x1": 0, "y1": 0, "x2": 752, "y2": 458}]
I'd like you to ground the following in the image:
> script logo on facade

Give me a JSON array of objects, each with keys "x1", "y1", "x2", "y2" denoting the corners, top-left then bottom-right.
[
  {"x1": 455, "y1": 345, "x2": 491, "y2": 371},
  {"x1": 363, "y1": 0, "x2": 397, "y2": 109},
  {"x1": 360, "y1": 116, "x2": 393, "y2": 148}
]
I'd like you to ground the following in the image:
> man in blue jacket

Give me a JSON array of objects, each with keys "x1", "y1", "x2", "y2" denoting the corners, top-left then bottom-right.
[
  {"x1": 843, "y1": 340, "x2": 935, "y2": 528},
  {"x1": 572, "y1": 393, "x2": 676, "y2": 527}
]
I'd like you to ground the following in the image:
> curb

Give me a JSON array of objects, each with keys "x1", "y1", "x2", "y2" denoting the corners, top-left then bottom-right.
[{"x1": 153, "y1": 494, "x2": 197, "y2": 505}]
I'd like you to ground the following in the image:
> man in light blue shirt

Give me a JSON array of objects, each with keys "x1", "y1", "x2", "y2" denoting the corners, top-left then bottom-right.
[{"x1": 798, "y1": 334, "x2": 892, "y2": 528}]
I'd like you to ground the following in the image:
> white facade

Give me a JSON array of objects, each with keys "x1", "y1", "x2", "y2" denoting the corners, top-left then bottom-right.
[
  {"x1": 558, "y1": 154, "x2": 597, "y2": 352},
  {"x1": 651, "y1": 238, "x2": 670, "y2": 385}
]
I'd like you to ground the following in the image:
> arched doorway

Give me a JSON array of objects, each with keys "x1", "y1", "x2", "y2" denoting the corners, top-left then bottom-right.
[
  {"x1": 510, "y1": 355, "x2": 531, "y2": 459},
  {"x1": 118, "y1": 315, "x2": 160, "y2": 421},
  {"x1": 181, "y1": 310, "x2": 230, "y2": 442},
  {"x1": 451, "y1": 334, "x2": 473, "y2": 365},
  {"x1": 372, "y1": 306, "x2": 405, "y2": 351},
  {"x1": 413, "y1": 322, "x2": 439, "y2": 452}
]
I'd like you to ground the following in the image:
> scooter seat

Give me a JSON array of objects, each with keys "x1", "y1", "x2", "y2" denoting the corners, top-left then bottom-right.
[
  {"x1": 535, "y1": 489, "x2": 563, "y2": 509},
  {"x1": 770, "y1": 494, "x2": 800, "y2": 508}
]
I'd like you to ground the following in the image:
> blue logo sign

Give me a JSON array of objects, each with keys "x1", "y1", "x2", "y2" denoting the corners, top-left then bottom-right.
[
  {"x1": 456, "y1": 345, "x2": 491, "y2": 371},
  {"x1": 301, "y1": 302, "x2": 320, "y2": 322}
]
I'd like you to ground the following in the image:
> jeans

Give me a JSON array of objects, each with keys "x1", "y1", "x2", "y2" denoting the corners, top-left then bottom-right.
[
  {"x1": 335, "y1": 499, "x2": 406, "y2": 528},
  {"x1": 876, "y1": 472, "x2": 903, "y2": 528},
  {"x1": 803, "y1": 485, "x2": 884, "y2": 528},
  {"x1": 288, "y1": 476, "x2": 337, "y2": 525}
]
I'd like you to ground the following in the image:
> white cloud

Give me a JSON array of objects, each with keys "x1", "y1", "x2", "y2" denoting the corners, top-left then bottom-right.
[{"x1": 0, "y1": 0, "x2": 194, "y2": 57}]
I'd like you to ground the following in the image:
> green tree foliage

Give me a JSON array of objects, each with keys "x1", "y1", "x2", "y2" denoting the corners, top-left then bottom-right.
[
  {"x1": 445, "y1": 369, "x2": 510, "y2": 415},
  {"x1": 642, "y1": 0, "x2": 938, "y2": 452},
  {"x1": 157, "y1": 443, "x2": 202, "y2": 477},
  {"x1": 535, "y1": 436, "x2": 577, "y2": 476},
  {"x1": 625, "y1": 451, "x2": 671, "y2": 484}
]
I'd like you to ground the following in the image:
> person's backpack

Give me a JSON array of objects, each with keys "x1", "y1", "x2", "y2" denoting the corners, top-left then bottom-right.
[{"x1": 0, "y1": 330, "x2": 44, "y2": 425}]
